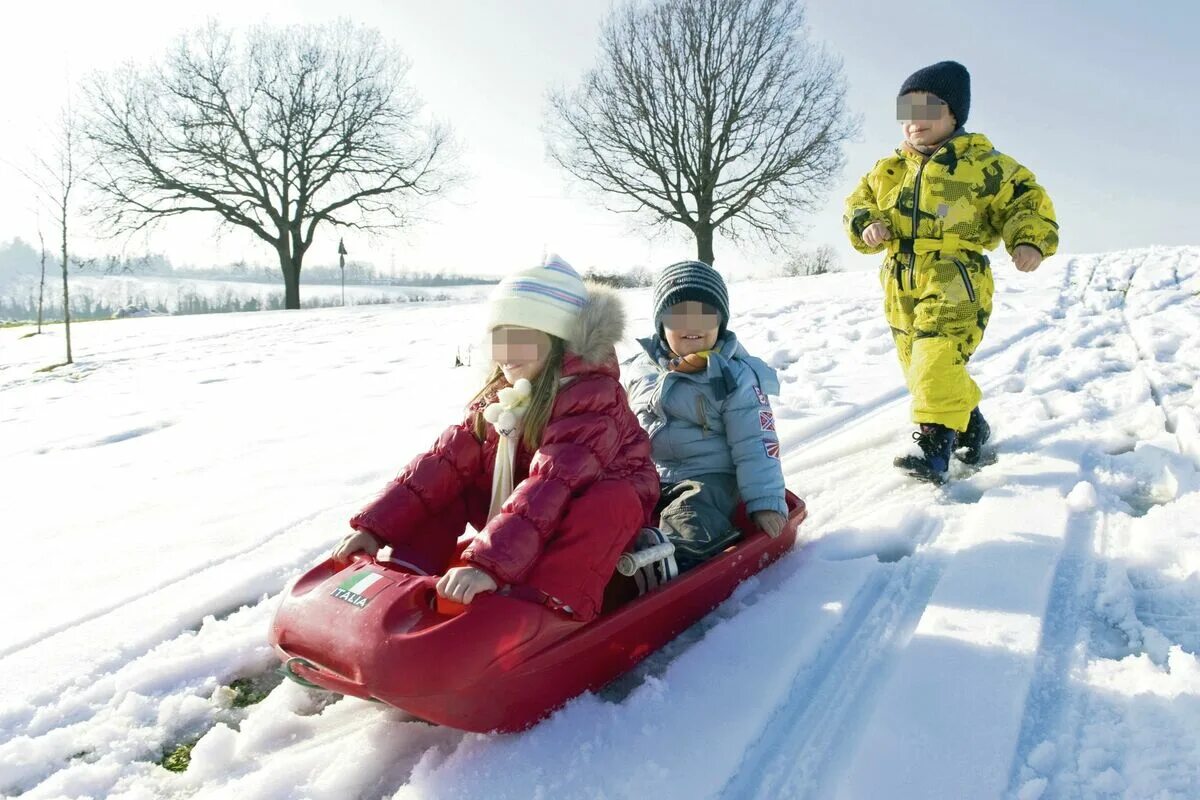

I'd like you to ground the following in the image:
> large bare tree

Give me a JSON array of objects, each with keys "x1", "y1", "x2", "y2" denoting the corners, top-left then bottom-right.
[
  {"x1": 547, "y1": 0, "x2": 856, "y2": 266},
  {"x1": 87, "y1": 21, "x2": 454, "y2": 309}
]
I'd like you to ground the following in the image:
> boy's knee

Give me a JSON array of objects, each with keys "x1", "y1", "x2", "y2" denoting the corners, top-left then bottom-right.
[{"x1": 659, "y1": 475, "x2": 738, "y2": 538}]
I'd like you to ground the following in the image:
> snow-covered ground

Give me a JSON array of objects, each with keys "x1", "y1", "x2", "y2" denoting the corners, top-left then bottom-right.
[{"x1": 2, "y1": 246, "x2": 1198, "y2": 799}]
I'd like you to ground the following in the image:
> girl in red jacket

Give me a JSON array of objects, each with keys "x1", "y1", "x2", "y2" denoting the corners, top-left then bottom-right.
[{"x1": 331, "y1": 255, "x2": 660, "y2": 622}]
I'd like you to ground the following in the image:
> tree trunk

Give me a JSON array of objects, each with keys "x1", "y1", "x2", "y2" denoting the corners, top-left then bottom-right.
[
  {"x1": 61, "y1": 213, "x2": 72, "y2": 364},
  {"x1": 278, "y1": 246, "x2": 302, "y2": 310},
  {"x1": 37, "y1": 230, "x2": 47, "y2": 334},
  {"x1": 694, "y1": 222, "x2": 715, "y2": 266}
]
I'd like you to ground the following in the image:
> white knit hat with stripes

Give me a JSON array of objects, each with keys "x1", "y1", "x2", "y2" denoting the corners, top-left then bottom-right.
[{"x1": 487, "y1": 254, "x2": 589, "y2": 341}]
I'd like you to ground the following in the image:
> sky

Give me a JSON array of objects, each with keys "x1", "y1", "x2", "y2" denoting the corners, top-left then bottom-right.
[{"x1": 0, "y1": 0, "x2": 1196, "y2": 279}]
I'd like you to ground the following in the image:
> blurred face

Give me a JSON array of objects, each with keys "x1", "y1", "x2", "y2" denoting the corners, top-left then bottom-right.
[
  {"x1": 491, "y1": 326, "x2": 551, "y2": 383},
  {"x1": 898, "y1": 91, "x2": 957, "y2": 151},
  {"x1": 662, "y1": 301, "x2": 720, "y2": 357}
]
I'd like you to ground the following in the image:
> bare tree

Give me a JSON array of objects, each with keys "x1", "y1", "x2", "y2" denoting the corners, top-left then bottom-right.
[
  {"x1": 547, "y1": 0, "x2": 856, "y2": 266},
  {"x1": 783, "y1": 243, "x2": 839, "y2": 277},
  {"x1": 37, "y1": 227, "x2": 48, "y2": 334},
  {"x1": 87, "y1": 21, "x2": 455, "y2": 309},
  {"x1": 21, "y1": 107, "x2": 83, "y2": 363}
]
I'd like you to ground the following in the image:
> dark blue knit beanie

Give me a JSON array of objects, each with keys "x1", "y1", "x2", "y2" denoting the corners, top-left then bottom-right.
[{"x1": 899, "y1": 61, "x2": 971, "y2": 128}]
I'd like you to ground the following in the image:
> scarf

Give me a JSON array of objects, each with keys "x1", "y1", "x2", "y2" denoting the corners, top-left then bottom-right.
[
  {"x1": 482, "y1": 378, "x2": 532, "y2": 521},
  {"x1": 657, "y1": 339, "x2": 737, "y2": 401},
  {"x1": 667, "y1": 349, "x2": 713, "y2": 374}
]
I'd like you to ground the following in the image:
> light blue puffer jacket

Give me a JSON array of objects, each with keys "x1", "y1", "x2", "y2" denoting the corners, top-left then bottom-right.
[{"x1": 622, "y1": 332, "x2": 787, "y2": 516}]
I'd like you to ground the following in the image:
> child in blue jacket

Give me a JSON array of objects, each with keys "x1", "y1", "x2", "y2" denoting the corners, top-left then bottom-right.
[{"x1": 623, "y1": 260, "x2": 787, "y2": 571}]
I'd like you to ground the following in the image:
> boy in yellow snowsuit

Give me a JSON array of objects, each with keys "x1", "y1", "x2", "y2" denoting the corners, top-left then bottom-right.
[{"x1": 844, "y1": 60, "x2": 1058, "y2": 482}]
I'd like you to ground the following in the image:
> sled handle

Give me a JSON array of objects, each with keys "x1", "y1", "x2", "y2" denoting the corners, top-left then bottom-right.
[
  {"x1": 282, "y1": 655, "x2": 371, "y2": 698},
  {"x1": 327, "y1": 549, "x2": 379, "y2": 572},
  {"x1": 281, "y1": 656, "x2": 323, "y2": 689}
]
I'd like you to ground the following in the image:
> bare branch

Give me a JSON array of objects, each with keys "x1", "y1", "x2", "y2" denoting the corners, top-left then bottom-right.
[{"x1": 545, "y1": 0, "x2": 858, "y2": 264}]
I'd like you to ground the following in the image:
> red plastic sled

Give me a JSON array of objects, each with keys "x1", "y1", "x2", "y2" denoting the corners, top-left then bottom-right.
[{"x1": 269, "y1": 491, "x2": 807, "y2": 733}]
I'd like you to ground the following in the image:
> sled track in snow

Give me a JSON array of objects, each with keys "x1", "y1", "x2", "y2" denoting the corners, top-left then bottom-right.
[
  {"x1": 720, "y1": 518, "x2": 947, "y2": 800},
  {"x1": 998, "y1": 260, "x2": 1108, "y2": 796},
  {"x1": 1116, "y1": 257, "x2": 1184, "y2": 442},
  {"x1": 1004, "y1": 509, "x2": 1099, "y2": 797}
]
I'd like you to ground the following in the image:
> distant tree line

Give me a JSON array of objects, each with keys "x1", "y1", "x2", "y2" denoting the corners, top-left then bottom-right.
[
  {"x1": 781, "y1": 244, "x2": 840, "y2": 277},
  {"x1": 0, "y1": 239, "x2": 496, "y2": 287},
  {"x1": 0, "y1": 283, "x2": 459, "y2": 323},
  {"x1": 581, "y1": 267, "x2": 655, "y2": 289}
]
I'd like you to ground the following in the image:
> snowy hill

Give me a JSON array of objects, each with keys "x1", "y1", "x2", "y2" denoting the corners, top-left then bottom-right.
[{"x1": 2, "y1": 246, "x2": 1199, "y2": 799}]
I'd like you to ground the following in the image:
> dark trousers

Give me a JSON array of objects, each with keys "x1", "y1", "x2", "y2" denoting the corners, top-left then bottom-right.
[{"x1": 656, "y1": 473, "x2": 740, "y2": 572}]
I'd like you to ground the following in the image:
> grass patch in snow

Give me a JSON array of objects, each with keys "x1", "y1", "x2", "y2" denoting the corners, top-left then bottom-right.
[
  {"x1": 227, "y1": 671, "x2": 283, "y2": 708},
  {"x1": 154, "y1": 671, "x2": 285, "y2": 774},
  {"x1": 159, "y1": 740, "x2": 198, "y2": 773}
]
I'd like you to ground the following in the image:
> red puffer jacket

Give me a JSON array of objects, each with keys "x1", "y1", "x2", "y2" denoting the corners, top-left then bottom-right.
[{"x1": 350, "y1": 285, "x2": 659, "y2": 621}]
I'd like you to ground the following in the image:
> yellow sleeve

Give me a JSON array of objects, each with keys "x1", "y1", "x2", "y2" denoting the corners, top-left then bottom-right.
[
  {"x1": 843, "y1": 168, "x2": 890, "y2": 254},
  {"x1": 988, "y1": 157, "x2": 1060, "y2": 258}
]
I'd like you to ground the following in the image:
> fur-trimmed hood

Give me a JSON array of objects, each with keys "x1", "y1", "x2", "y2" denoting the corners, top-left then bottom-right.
[{"x1": 566, "y1": 282, "x2": 626, "y2": 365}]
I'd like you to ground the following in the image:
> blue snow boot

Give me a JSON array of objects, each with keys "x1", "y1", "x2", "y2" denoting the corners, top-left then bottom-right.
[
  {"x1": 956, "y1": 407, "x2": 991, "y2": 465},
  {"x1": 894, "y1": 423, "x2": 957, "y2": 484}
]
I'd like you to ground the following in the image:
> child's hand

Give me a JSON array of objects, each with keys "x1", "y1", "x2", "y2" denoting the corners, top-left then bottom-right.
[
  {"x1": 752, "y1": 511, "x2": 788, "y2": 538},
  {"x1": 1012, "y1": 244, "x2": 1043, "y2": 272},
  {"x1": 862, "y1": 221, "x2": 892, "y2": 248},
  {"x1": 331, "y1": 530, "x2": 381, "y2": 563},
  {"x1": 436, "y1": 566, "x2": 498, "y2": 604}
]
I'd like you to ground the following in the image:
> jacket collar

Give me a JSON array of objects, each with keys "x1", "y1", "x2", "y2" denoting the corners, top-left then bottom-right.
[
  {"x1": 896, "y1": 130, "x2": 993, "y2": 164},
  {"x1": 638, "y1": 330, "x2": 744, "y2": 364},
  {"x1": 636, "y1": 332, "x2": 741, "y2": 399}
]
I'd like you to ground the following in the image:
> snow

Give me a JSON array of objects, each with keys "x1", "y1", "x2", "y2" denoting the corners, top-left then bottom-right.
[{"x1": 2, "y1": 245, "x2": 1199, "y2": 799}]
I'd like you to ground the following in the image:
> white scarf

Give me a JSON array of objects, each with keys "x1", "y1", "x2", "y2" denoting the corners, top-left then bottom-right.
[{"x1": 482, "y1": 378, "x2": 532, "y2": 521}]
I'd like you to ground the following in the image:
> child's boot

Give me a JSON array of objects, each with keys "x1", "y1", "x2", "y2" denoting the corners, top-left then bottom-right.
[
  {"x1": 894, "y1": 423, "x2": 957, "y2": 484},
  {"x1": 956, "y1": 407, "x2": 991, "y2": 465}
]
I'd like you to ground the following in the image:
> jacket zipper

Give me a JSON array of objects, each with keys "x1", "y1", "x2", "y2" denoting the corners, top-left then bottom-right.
[
  {"x1": 648, "y1": 372, "x2": 671, "y2": 442},
  {"x1": 954, "y1": 259, "x2": 977, "y2": 302},
  {"x1": 696, "y1": 396, "x2": 709, "y2": 436},
  {"x1": 908, "y1": 138, "x2": 954, "y2": 291}
]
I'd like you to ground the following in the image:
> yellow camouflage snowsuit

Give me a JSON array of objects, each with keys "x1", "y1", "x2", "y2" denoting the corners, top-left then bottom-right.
[{"x1": 844, "y1": 132, "x2": 1058, "y2": 431}]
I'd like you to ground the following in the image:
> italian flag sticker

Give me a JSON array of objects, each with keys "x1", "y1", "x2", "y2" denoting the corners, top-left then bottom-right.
[{"x1": 331, "y1": 571, "x2": 391, "y2": 608}]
